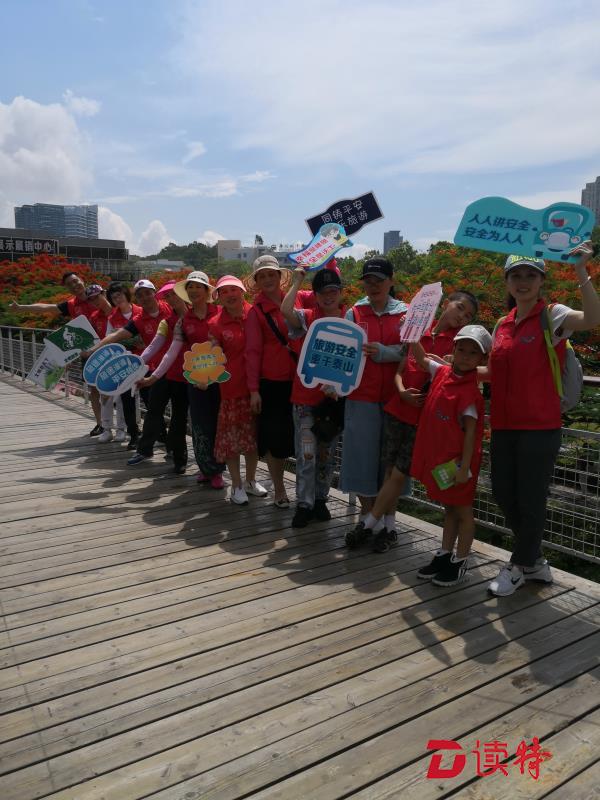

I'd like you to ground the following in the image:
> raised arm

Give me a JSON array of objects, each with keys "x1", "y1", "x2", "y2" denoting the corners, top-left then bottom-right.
[
  {"x1": 84, "y1": 326, "x2": 133, "y2": 355},
  {"x1": 9, "y1": 301, "x2": 60, "y2": 315},
  {"x1": 410, "y1": 340, "x2": 430, "y2": 371},
  {"x1": 281, "y1": 268, "x2": 306, "y2": 330},
  {"x1": 562, "y1": 242, "x2": 600, "y2": 332}
]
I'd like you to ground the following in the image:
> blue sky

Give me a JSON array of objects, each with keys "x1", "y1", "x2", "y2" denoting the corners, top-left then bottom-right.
[{"x1": 2, "y1": 0, "x2": 600, "y2": 255}]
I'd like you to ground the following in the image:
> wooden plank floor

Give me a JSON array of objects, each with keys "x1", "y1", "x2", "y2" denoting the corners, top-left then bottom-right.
[{"x1": 1, "y1": 375, "x2": 599, "y2": 800}]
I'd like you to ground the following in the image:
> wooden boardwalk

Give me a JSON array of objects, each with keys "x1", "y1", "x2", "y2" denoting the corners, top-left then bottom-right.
[{"x1": 0, "y1": 375, "x2": 599, "y2": 800}]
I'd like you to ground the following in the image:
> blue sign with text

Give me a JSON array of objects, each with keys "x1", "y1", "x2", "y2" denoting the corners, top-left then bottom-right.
[
  {"x1": 297, "y1": 317, "x2": 366, "y2": 396},
  {"x1": 95, "y1": 353, "x2": 148, "y2": 397},
  {"x1": 83, "y1": 344, "x2": 127, "y2": 385},
  {"x1": 454, "y1": 197, "x2": 595, "y2": 262}
]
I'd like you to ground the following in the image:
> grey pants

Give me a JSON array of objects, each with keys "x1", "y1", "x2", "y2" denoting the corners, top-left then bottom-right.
[{"x1": 490, "y1": 429, "x2": 561, "y2": 567}]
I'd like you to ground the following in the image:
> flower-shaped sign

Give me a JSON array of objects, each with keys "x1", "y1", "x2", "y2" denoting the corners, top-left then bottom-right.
[{"x1": 183, "y1": 341, "x2": 231, "y2": 386}]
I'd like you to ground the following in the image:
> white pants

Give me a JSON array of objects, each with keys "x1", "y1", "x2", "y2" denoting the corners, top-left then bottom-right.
[{"x1": 100, "y1": 395, "x2": 126, "y2": 432}]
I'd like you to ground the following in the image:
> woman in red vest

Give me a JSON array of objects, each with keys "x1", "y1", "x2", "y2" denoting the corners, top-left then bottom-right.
[
  {"x1": 245, "y1": 255, "x2": 296, "y2": 508},
  {"x1": 209, "y1": 275, "x2": 268, "y2": 505},
  {"x1": 487, "y1": 245, "x2": 600, "y2": 596},
  {"x1": 339, "y1": 257, "x2": 407, "y2": 518}
]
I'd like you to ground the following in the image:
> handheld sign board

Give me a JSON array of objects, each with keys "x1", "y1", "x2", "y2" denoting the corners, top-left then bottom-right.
[
  {"x1": 44, "y1": 315, "x2": 99, "y2": 366},
  {"x1": 306, "y1": 191, "x2": 383, "y2": 237},
  {"x1": 454, "y1": 197, "x2": 595, "y2": 262},
  {"x1": 297, "y1": 317, "x2": 366, "y2": 397},
  {"x1": 83, "y1": 344, "x2": 127, "y2": 385},
  {"x1": 183, "y1": 341, "x2": 231, "y2": 386},
  {"x1": 399, "y1": 282, "x2": 443, "y2": 343},
  {"x1": 26, "y1": 346, "x2": 65, "y2": 390},
  {"x1": 95, "y1": 353, "x2": 148, "y2": 397},
  {"x1": 288, "y1": 223, "x2": 352, "y2": 272}
]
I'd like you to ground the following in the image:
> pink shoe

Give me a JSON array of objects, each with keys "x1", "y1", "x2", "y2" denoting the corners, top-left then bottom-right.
[
  {"x1": 210, "y1": 474, "x2": 225, "y2": 490},
  {"x1": 196, "y1": 471, "x2": 209, "y2": 484}
]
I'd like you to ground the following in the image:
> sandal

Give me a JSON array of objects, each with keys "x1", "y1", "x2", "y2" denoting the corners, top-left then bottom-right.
[{"x1": 273, "y1": 497, "x2": 290, "y2": 509}]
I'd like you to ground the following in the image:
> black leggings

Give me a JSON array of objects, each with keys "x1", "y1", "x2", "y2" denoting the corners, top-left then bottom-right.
[{"x1": 490, "y1": 429, "x2": 561, "y2": 567}]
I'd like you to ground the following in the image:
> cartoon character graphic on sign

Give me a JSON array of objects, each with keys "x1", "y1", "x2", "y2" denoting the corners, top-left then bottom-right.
[
  {"x1": 534, "y1": 206, "x2": 592, "y2": 259},
  {"x1": 298, "y1": 318, "x2": 366, "y2": 397}
]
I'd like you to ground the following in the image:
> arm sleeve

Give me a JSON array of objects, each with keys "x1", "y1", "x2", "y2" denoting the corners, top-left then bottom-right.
[
  {"x1": 140, "y1": 332, "x2": 167, "y2": 365},
  {"x1": 461, "y1": 403, "x2": 479, "y2": 419},
  {"x1": 245, "y1": 308, "x2": 263, "y2": 392},
  {"x1": 427, "y1": 360, "x2": 442, "y2": 376},
  {"x1": 371, "y1": 343, "x2": 408, "y2": 363},
  {"x1": 57, "y1": 301, "x2": 69, "y2": 316},
  {"x1": 147, "y1": 337, "x2": 183, "y2": 379}
]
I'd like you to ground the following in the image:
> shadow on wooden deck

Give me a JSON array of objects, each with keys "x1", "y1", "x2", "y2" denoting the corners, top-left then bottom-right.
[{"x1": 0, "y1": 375, "x2": 599, "y2": 800}]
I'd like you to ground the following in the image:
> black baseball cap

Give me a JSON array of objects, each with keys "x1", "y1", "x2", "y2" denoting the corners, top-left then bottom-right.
[
  {"x1": 312, "y1": 269, "x2": 342, "y2": 293},
  {"x1": 361, "y1": 257, "x2": 393, "y2": 280}
]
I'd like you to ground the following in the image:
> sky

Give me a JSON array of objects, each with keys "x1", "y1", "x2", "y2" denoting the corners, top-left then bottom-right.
[{"x1": 1, "y1": 0, "x2": 600, "y2": 257}]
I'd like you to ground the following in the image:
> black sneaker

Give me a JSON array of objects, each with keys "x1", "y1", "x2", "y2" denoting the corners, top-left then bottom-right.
[
  {"x1": 432, "y1": 557, "x2": 469, "y2": 587},
  {"x1": 313, "y1": 500, "x2": 331, "y2": 521},
  {"x1": 345, "y1": 521, "x2": 373, "y2": 549},
  {"x1": 373, "y1": 528, "x2": 397, "y2": 553},
  {"x1": 292, "y1": 506, "x2": 314, "y2": 528},
  {"x1": 417, "y1": 551, "x2": 452, "y2": 580},
  {"x1": 89, "y1": 424, "x2": 103, "y2": 437},
  {"x1": 127, "y1": 434, "x2": 139, "y2": 451}
]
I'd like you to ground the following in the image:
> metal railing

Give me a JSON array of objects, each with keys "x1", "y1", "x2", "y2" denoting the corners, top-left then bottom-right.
[{"x1": 2, "y1": 324, "x2": 599, "y2": 565}]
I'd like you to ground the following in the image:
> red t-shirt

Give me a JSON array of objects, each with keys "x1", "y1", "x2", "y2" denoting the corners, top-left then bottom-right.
[
  {"x1": 384, "y1": 325, "x2": 461, "y2": 425},
  {"x1": 410, "y1": 364, "x2": 484, "y2": 506},
  {"x1": 180, "y1": 304, "x2": 221, "y2": 345},
  {"x1": 209, "y1": 301, "x2": 252, "y2": 400}
]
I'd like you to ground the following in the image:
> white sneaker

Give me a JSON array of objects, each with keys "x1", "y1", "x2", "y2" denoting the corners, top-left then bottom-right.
[
  {"x1": 98, "y1": 430, "x2": 114, "y2": 443},
  {"x1": 488, "y1": 563, "x2": 525, "y2": 596},
  {"x1": 114, "y1": 430, "x2": 127, "y2": 443},
  {"x1": 244, "y1": 480, "x2": 268, "y2": 497},
  {"x1": 231, "y1": 486, "x2": 249, "y2": 505},
  {"x1": 523, "y1": 558, "x2": 553, "y2": 583}
]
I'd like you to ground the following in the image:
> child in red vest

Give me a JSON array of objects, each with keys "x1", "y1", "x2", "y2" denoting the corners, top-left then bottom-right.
[{"x1": 410, "y1": 324, "x2": 491, "y2": 586}]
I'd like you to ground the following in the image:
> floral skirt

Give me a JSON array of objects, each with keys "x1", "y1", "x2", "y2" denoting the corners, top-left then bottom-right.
[{"x1": 214, "y1": 395, "x2": 258, "y2": 462}]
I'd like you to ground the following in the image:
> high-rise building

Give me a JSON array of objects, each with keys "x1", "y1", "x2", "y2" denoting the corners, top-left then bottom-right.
[
  {"x1": 14, "y1": 203, "x2": 99, "y2": 238},
  {"x1": 581, "y1": 177, "x2": 600, "y2": 221},
  {"x1": 383, "y1": 230, "x2": 403, "y2": 254}
]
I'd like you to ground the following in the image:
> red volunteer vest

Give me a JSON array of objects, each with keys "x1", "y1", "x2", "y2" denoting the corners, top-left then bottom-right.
[
  {"x1": 490, "y1": 299, "x2": 565, "y2": 430},
  {"x1": 132, "y1": 300, "x2": 174, "y2": 371},
  {"x1": 208, "y1": 302, "x2": 252, "y2": 400},
  {"x1": 181, "y1": 304, "x2": 221, "y2": 346},
  {"x1": 384, "y1": 325, "x2": 460, "y2": 425},
  {"x1": 348, "y1": 303, "x2": 404, "y2": 404},
  {"x1": 250, "y1": 292, "x2": 296, "y2": 382},
  {"x1": 89, "y1": 309, "x2": 109, "y2": 338},
  {"x1": 66, "y1": 295, "x2": 96, "y2": 321},
  {"x1": 411, "y1": 364, "x2": 484, "y2": 505}
]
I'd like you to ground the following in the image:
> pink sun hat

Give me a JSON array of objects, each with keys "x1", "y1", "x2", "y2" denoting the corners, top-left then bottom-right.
[
  {"x1": 213, "y1": 274, "x2": 246, "y2": 299},
  {"x1": 156, "y1": 280, "x2": 177, "y2": 299}
]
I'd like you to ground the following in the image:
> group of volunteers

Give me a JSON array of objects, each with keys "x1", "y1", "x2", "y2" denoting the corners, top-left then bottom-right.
[{"x1": 10, "y1": 241, "x2": 600, "y2": 597}]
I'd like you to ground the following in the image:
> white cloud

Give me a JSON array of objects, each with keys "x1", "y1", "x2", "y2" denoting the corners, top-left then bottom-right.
[
  {"x1": 336, "y1": 243, "x2": 371, "y2": 260},
  {"x1": 239, "y1": 170, "x2": 275, "y2": 183},
  {"x1": 98, "y1": 206, "x2": 134, "y2": 244},
  {"x1": 162, "y1": 178, "x2": 238, "y2": 198},
  {"x1": 176, "y1": 1, "x2": 600, "y2": 175},
  {"x1": 62, "y1": 89, "x2": 101, "y2": 117},
  {"x1": 182, "y1": 140, "x2": 207, "y2": 164},
  {"x1": 137, "y1": 220, "x2": 173, "y2": 256},
  {"x1": 196, "y1": 229, "x2": 226, "y2": 246},
  {"x1": 0, "y1": 95, "x2": 90, "y2": 218},
  {"x1": 509, "y1": 188, "x2": 582, "y2": 209}
]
